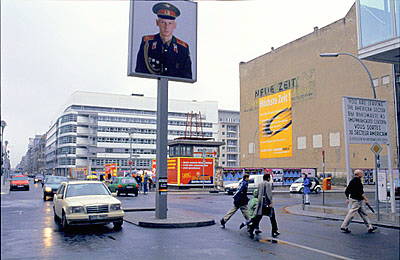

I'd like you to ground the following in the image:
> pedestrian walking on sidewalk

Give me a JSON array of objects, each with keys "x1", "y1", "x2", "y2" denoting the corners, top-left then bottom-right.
[
  {"x1": 248, "y1": 173, "x2": 280, "y2": 239},
  {"x1": 340, "y1": 169, "x2": 377, "y2": 234},
  {"x1": 220, "y1": 174, "x2": 250, "y2": 228},
  {"x1": 135, "y1": 174, "x2": 142, "y2": 193},
  {"x1": 303, "y1": 173, "x2": 312, "y2": 205},
  {"x1": 143, "y1": 174, "x2": 148, "y2": 195}
]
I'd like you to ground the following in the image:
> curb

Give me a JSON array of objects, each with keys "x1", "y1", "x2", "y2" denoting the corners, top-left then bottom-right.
[
  {"x1": 284, "y1": 205, "x2": 400, "y2": 230},
  {"x1": 123, "y1": 208, "x2": 155, "y2": 212},
  {"x1": 136, "y1": 219, "x2": 215, "y2": 228}
]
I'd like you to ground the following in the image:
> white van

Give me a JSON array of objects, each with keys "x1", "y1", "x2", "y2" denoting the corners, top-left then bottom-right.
[
  {"x1": 224, "y1": 175, "x2": 266, "y2": 195},
  {"x1": 248, "y1": 175, "x2": 264, "y2": 192}
]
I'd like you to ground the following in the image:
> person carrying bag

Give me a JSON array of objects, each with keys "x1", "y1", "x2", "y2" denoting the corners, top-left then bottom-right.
[{"x1": 248, "y1": 173, "x2": 280, "y2": 239}]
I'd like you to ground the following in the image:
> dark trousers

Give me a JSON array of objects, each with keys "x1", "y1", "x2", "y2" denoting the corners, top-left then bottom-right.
[{"x1": 249, "y1": 208, "x2": 278, "y2": 233}]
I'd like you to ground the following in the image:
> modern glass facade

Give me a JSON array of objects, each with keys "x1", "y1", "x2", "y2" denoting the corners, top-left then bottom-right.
[{"x1": 358, "y1": 0, "x2": 398, "y2": 48}]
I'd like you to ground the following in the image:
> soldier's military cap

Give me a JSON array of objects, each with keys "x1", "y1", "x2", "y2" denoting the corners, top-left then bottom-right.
[{"x1": 152, "y1": 2, "x2": 181, "y2": 20}]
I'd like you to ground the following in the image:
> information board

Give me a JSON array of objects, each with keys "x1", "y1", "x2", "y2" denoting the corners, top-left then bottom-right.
[{"x1": 343, "y1": 97, "x2": 389, "y2": 144}]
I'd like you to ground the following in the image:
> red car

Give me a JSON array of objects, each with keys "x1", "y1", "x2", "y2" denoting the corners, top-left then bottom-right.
[{"x1": 10, "y1": 175, "x2": 30, "y2": 191}]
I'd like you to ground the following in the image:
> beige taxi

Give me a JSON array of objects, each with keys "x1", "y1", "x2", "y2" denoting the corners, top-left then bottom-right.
[{"x1": 53, "y1": 181, "x2": 124, "y2": 230}]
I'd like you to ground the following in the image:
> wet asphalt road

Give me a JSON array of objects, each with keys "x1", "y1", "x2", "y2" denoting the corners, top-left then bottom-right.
[{"x1": 1, "y1": 181, "x2": 399, "y2": 260}]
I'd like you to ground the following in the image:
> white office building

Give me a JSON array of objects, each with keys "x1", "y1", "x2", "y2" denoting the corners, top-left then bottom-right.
[
  {"x1": 217, "y1": 110, "x2": 240, "y2": 167},
  {"x1": 45, "y1": 91, "x2": 219, "y2": 177}
]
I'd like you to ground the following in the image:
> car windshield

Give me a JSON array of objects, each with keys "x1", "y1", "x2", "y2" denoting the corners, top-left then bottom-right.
[
  {"x1": 12, "y1": 176, "x2": 28, "y2": 181},
  {"x1": 65, "y1": 183, "x2": 110, "y2": 198},
  {"x1": 46, "y1": 177, "x2": 68, "y2": 184},
  {"x1": 121, "y1": 178, "x2": 137, "y2": 184},
  {"x1": 294, "y1": 177, "x2": 304, "y2": 183}
]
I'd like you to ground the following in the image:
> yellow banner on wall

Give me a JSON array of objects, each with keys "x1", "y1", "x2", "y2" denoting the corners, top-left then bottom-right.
[{"x1": 259, "y1": 89, "x2": 292, "y2": 158}]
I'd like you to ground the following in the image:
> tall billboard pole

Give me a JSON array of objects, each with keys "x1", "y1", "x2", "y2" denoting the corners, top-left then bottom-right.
[
  {"x1": 155, "y1": 77, "x2": 168, "y2": 219},
  {"x1": 128, "y1": 1, "x2": 197, "y2": 219}
]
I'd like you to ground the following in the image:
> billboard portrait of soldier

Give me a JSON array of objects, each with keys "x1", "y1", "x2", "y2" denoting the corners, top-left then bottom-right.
[{"x1": 128, "y1": 1, "x2": 197, "y2": 83}]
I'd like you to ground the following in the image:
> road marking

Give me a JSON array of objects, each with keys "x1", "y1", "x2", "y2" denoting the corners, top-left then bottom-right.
[{"x1": 259, "y1": 237, "x2": 354, "y2": 260}]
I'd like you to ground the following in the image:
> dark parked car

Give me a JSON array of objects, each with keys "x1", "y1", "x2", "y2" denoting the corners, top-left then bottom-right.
[
  {"x1": 107, "y1": 177, "x2": 139, "y2": 196},
  {"x1": 10, "y1": 175, "x2": 30, "y2": 191},
  {"x1": 43, "y1": 176, "x2": 68, "y2": 201}
]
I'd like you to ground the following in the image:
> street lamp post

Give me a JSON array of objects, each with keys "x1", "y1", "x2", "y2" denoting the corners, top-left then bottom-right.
[
  {"x1": 128, "y1": 129, "x2": 135, "y2": 177},
  {"x1": 320, "y1": 52, "x2": 396, "y2": 214},
  {"x1": 1, "y1": 120, "x2": 7, "y2": 185},
  {"x1": 319, "y1": 52, "x2": 376, "y2": 99}
]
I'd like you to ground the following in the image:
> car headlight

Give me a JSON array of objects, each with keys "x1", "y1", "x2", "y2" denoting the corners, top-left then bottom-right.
[
  {"x1": 110, "y1": 204, "x2": 121, "y2": 211},
  {"x1": 69, "y1": 206, "x2": 85, "y2": 214},
  {"x1": 45, "y1": 187, "x2": 52, "y2": 192}
]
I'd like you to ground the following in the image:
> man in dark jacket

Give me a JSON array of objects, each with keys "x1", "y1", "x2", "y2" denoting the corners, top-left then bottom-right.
[
  {"x1": 220, "y1": 174, "x2": 250, "y2": 228},
  {"x1": 340, "y1": 169, "x2": 377, "y2": 233}
]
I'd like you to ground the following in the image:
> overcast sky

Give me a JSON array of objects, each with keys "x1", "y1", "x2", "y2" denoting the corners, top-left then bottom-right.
[{"x1": 1, "y1": 0, "x2": 355, "y2": 166}]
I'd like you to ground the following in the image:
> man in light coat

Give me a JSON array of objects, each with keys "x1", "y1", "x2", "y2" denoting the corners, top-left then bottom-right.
[{"x1": 248, "y1": 173, "x2": 279, "y2": 238}]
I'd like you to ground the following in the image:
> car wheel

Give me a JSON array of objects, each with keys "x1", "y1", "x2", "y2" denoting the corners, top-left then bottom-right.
[
  {"x1": 117, "y1": 190, "x2": 121, "y2": 196},
  {"x1": 315, "y1": 187, "x2": 321, "y2": 194},
  {"x1": 113, "y1": 220, "x2": 123, "y2": 230},
  {"x1": 43, "y1": 194, "x2": 47, "y2": 201},
  {"x1": 62, "y1": 211, "x2": 69, "y2": 230},
  {"x1": 134, "y1": 191, "x2": 138, "y2": 197},
  {"x1": 299, "y1": 188, "x2": 304, "y2": 194},
  {"x1": 53, "y1": 207, "x2": 60, "y2": 223}
]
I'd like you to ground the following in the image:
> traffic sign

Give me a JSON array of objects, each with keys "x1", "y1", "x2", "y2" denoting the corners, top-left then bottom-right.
[{"x1": 370, "y1": 143, "x2": 382, "y2": 155}]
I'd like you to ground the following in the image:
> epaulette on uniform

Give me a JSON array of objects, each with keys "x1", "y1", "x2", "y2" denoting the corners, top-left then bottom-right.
[
  {"x1": 143, "y1": 35, "x2": 155, "y2": 42},
  {"x1": 176, "y1": 38, "x2": 188, "y2": 48}
]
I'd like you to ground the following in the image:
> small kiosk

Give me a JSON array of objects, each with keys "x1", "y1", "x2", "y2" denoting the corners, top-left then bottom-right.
[{"x1": 164, "y1": 137, "x2": 224, "y2": 188}]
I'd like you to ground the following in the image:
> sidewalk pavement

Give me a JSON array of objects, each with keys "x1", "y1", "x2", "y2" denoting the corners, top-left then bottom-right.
[
  {"x1": 123, "y1": 208, "x2": 215, "y2": 228},
  {"x1": 0, "y1": 175, "x2": 9, "y2": 195},
  {"x1": 285, "y1": 204, "x2": 400, "y2": 229},
  {"x1": 165, "y1": 185, "x2": 353, "y2": 195},
  {"x1": 121, "y1": 192, "x2": 215, "y2": 228}
]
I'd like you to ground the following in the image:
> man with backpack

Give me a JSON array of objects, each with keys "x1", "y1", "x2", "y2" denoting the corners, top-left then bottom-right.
[{"x1": 220, "y1": 174, "x2": 250, "y2": 228}]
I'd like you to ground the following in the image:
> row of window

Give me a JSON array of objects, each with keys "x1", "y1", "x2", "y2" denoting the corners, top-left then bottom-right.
[
  {"x1": 57, "y1": 147, "x2": 76, "y2": 154},
  {"x1": 59, "y1": 158, "x2": 76, "y2": 166},
  {"x1": 169, "y1": 146, "x2": 193, "y2": 157},
  {"x1": 97, "y1": 137, "x2": 156, "y2": 144},
  {"x1": 59, "y1": 136, "x2": 77, "y2": 144},
  {"x1": 97, "y1": 126, "x2": 213, "y2": 137},
  {"x1": 93, "y1": 159, "x2": 151, "y2": 167},
  {"x1": 70, "y1": 105, "x2": 189, "y2": 118},
  {"x1": 97, "y1": 116, "x2": 213, "y2": 128},
  {"x1": 221, "y1": 161, "x2": 239, "y2": 167},
  {"x1": 104, "y1": 148, "x2": 156, "y2": 154},
  {"x1": 60, "y1": 114, "x2": 77, "y2": 123},
  {"x1": 59, "y1": 125, "x2": 77, "y2": 134},
  {"x1": 226, "y1": 140, "x2": 238, "y2": 146}
]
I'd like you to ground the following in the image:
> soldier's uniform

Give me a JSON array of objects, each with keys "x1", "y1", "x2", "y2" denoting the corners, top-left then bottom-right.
[
  {"x1": 135, "y1": 33, "x2": 192, "y2": 79},
  {"x1": 134, "y1": 2, "x2": 192, "y2": 79}
]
